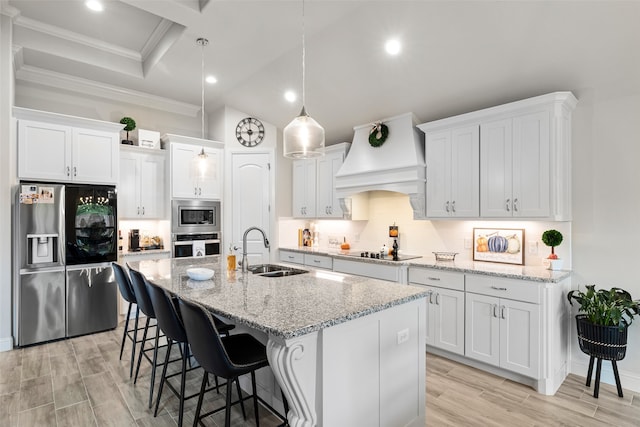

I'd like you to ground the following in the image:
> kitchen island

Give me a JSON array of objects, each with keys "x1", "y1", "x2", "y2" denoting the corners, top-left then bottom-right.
[{"x1": 129, "y1": 256, "x2": 428, "y2": 427}]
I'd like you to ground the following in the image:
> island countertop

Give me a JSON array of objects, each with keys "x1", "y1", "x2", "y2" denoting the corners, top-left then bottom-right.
[{"x1": 128, "y1": 256, "x2": 429, "y2": 340}]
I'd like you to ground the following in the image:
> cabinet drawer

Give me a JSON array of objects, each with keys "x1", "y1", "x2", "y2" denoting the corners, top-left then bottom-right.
[
  {"x1": 466, "y1": 275, "x2": 540, "y2": 304},
  {"x1": 408, "y1": 267, "x2": 464, "y2": 291},
  {"x1": 333, "y1": 259, "x2": 400, "y2": 282},
  {"x1": 304, "y1": 254, "x2": 333, "y2": 270},
  {"x1": 279, "y1": 250, "x2": 304, "y2": 265}
]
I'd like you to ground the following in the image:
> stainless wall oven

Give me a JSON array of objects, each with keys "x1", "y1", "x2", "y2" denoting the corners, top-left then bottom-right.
[{"x1": 172, "y1": 199, "x2": 222, "y2": 258}]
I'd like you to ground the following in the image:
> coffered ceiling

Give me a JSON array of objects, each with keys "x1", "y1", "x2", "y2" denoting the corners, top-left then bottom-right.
[{"x1": 5, "y1": 0, "x2": 640, "y2": 143}]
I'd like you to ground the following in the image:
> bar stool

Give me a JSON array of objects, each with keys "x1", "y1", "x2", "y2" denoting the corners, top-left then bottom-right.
[
  {"x1": 128, "y1": 266, "x2": 166, "y2": 408},
  {"x1": 145, "y1": 279, "x2": 235, "y2": 427},
  {"x1": 178, "y1": 297, "x2": 274, "y2": 427},
  {"x1": 111, "y1": 262, "x2": 146, "y2": 378}
]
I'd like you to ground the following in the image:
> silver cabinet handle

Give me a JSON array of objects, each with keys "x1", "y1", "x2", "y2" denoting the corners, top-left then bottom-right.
[
  {"x1": 506, "y1": 198, "x2": 511, "y2": 212},
  {"x1": 194, "y1": 187, "x2": 198, "y2": 196},
  {"x1": 287, "y1": 255, "x2": 295, "y2": 259},
  {"x1": 73, "y1": 166, "x2": 77, "y2": 177},
  {"x1": 445, "y1": 201, "x2": 450, "y2": 212},
  {"x1": 66, "y1": 166, "x2": 71, "y2": 176},
  {"x1": 428, "y1": 290, "x2": 434, "y2": 304},
  {"x1": 435, "y1": 293, "x2": 440, "y2": 305},
  {"x1": 142, "y1": 207, "x2": 145, "y2": 215},
  {"x1": 329, "y1": 206, "x2": 332, "y2": 214},
  {"x1": 137, "y1": 207, "x2": 140, "y2": 215},
  {"x1": 513, "y1": 198, "x2": 518, "y2": 212},
  {"x1": 427, "y1": 277, "x2": 441, "y2": 281},
  {"x1": 199, "y1": 188, "x2": 202, "y2": 196},
  {"x1": 490, "y1": 286, "x2": 508, "y2": 291},
  {"x1": 451, "y1": 201, "x2": 456, "y2": 213},
  {"x1": 313, "y1": 259, "x2": 321, "y2": 263},
  {"x1": 501, "y1": 305, "x2": 506, "y2": 319},
  {"x1": 493, "y1": 304, "x2": 498, "y2": 318}
]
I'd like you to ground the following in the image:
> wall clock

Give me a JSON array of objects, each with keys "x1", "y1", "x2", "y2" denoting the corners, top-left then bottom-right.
[{"x1": 236, "y1": 117, "x2": 265, "y2": 147}]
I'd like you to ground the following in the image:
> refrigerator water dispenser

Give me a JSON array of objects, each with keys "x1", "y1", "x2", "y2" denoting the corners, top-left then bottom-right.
[{"x1": 27, "y1": 233, "x2": 58, "y2": 264}]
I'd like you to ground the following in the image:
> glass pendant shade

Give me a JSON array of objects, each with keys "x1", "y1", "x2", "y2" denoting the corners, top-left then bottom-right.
[
  {"x1": 283, "y1": 106, "x2": 325, "y2": 158},
  {"x1": 189, "y1": 147, "x2": 214, "y2": 181}
]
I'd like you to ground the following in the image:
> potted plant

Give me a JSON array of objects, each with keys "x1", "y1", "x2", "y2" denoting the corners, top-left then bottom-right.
[
  {"x1": 119, "y1": 117, "x2": 136, "y2": 145},
  {"x1": 567, "y1": 285, "x2": 640, "y2": 397},
  {"x1": 541, "y1": 229, "x2": 563, "y2": 270}
]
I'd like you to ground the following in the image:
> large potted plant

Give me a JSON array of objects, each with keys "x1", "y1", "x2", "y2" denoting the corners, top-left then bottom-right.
[
  {"x1": 541, "y1": 229, "x2": 563, "y2": 270},
  {"x1": 567, "y1": 285, "x2": 640, "y2": 398}
]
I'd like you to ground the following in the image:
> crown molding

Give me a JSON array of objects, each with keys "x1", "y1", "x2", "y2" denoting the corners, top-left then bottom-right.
[
  {"x1": 141, "y1": 19, "x2": 174, "y2": 61},
  {"x1": 15, "y1": 65, "x2": 201, "y2": 117},
  {"x1": 0, "y1": 4, "x2": 20, "y2": 18}
]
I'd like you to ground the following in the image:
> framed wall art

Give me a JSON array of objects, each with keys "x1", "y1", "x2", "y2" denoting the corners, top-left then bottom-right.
[{"x1": 473, "y1": 228, "x2": 524, "y2": 265}]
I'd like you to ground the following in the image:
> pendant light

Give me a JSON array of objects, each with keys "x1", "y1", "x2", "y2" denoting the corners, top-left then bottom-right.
[
  {"x1": 190, "y1": 37, "x2": 214, "y2": 180},
  {"x1": 283, "y1": 0, "x2": 325, "y2": 159}
]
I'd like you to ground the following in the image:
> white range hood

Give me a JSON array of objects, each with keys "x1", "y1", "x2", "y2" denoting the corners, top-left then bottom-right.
[{"x1": 335, "y1": 112, "x2": 426, "y2": 219}]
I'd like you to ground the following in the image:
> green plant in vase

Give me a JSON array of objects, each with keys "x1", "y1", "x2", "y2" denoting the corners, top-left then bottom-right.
[
  {"x1": 119, "y1": 117, "x2": 136, "y2": 144},
  {"x1": 541, "y1": 229, "x2": 563, "y2": 270}
]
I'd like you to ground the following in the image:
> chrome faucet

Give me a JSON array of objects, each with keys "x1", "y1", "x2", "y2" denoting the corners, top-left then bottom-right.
[{"x1": 241, "y1": 226, "x2": 270, "y2": 273}]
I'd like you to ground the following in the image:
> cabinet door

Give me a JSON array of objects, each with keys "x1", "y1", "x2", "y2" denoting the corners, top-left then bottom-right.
[
  {"x1": 317, "y1": 150, "x2": 345, "y2": 218},
  {"x1": 465, "y1": 293, "x2": 500, "y2": 366},
  {"x1": 197, "y1": 147, "x2": 222, "y2": 200},
  {"x1": 433, "y1": 288, "x2": 465, "y2": 355},
  {"x1": 171, "y1": 143, "x2": 198, "y2": 198},
  {"x1": 292, "y1": 159, "x2": 316, "y2": 217},
  {"x1": 499, "y1": 299, "x2": 540, "y2": 378},
  {"x1": 139, "y1": 152, "x2": 165, "y2": 217},
  {"x1": 18, "y1": 120, "x2": 72, "y2": 181},
  {"x1": 425, "y1": 131, "x2": 450, "y2": 217},
  {"x1": 118, "y1": 152, "x2": 141, "y2": 218},
  {"x1": 424, "y1": 288, "x2": 436, "y2": 347},
  {"x1": 450, "y1": 126, "x2": 479, "y2": 217},
  {"x1": 512, "y1": 111, "x2": 550, "y2": 217},
  {"x1": 480, "y1": 119, "x2": 513, "y2": 217},
  {"x1": 72, "y1": 128, "x2": 118, "y2": 184}
]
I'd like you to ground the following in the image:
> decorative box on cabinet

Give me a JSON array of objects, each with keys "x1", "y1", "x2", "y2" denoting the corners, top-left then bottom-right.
[
  {"x1": 162, "y1": 134, "x2": 223, "y2": 200},
  {"x1": 408, "y1": 267, "x2": 465, "y2": 355},
  {"x1": 119, "y1": 146, "x2": 166, "y2": 219},
  {"x1": 15, "y1": 107, "x2": 121, "y2": 184}
]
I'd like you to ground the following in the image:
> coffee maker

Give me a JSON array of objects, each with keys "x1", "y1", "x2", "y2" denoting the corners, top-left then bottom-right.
[{"x1": 128, "y1": 229, "x2": 140, "y2": 251}]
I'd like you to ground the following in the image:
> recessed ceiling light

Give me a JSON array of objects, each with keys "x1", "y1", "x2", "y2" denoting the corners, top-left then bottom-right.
[
  {"x1": 385, "y1": 39, "x2": 401, "y2": 55},
  {"x1": 284, "y1": 90, "x2": 297, "y2": 103},
  {"x1": 85, "y1": 0, "x2": 104, "y2": 12},
  {"x1": 205, "y1": 75, "x2": 217, "y2": 84}
]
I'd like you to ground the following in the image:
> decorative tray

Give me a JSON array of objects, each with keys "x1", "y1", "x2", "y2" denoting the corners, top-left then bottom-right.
[{"x1": 433, "y1": 252, "x2": 458, "y2": 262}]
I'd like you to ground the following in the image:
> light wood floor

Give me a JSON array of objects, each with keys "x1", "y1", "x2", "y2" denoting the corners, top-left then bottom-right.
[{"x1": 1, "y1": 322, "x2": 639, "y2": 426}]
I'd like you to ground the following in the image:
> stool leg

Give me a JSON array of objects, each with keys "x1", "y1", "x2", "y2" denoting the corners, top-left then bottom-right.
[
  {"x1": 130, "y1": 307, "x2": 140, "y2": 378},
  {"x1": 594, "y1": 358, "x2": 603, "y2": 398},
  {"x1": 236, "y1": 378, "x2": 247, "y2": 420},
  {"x1": 149, "y1": 325, "x2": 160, "y2": 408},
  {"x1": 178, "y1": 345, "x2": 188, "y2": 427},
  {"x1": 251, "y1": 371, "x2": 260, "y2": 427},
  {"x1": 612, "y1": 360, "x2": 624, "y2": 397},
  {"x1": 154, "y1": 339, "x2": 173, "y2": 417},
  {"x1": 134, "y1": 316, "x2": 151, "y2": 384},
  {"x1": 120, "y1": 302, "x2": 132, "y2": 360},
  {"x1": 586, "y1": 355, "x2": 595, "y2": 387},
  {"x1": 225, "y1": 379, "x2": 234, "y2": 427},
  {"x1": 193, "y1": 372, "x2": 208, "y2": 427}
]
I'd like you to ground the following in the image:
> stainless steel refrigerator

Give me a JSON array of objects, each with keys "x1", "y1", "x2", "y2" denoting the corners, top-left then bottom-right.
[{"x1": 14, "y1": 182, "x2": 119, "y2": 346}]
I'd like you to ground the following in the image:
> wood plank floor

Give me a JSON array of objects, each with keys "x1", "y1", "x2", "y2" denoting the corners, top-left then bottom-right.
[{"x1": 1, "y1": 321, "x2": 639, "y2": 426}]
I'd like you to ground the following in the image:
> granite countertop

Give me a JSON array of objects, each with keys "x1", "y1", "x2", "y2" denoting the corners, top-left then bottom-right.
[
  {"x1": 119, "y1": 248, "x2": 171, "y2": 257},
  {"x1": 128, "y1": 256, "x2": 429, "y2": 340},
  {"x1": 280, "y1": 246, "x2": 571, "y2": 283}
]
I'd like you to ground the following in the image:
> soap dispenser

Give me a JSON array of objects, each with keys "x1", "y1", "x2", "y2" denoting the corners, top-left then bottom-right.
[{"x1": 227, "y1": 244, "x2": 237, "y2": 271}]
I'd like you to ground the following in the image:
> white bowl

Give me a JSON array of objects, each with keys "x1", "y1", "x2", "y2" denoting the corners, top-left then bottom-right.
[{"x1": 186, "y1": 268, "x2": 214, "y2": 281}]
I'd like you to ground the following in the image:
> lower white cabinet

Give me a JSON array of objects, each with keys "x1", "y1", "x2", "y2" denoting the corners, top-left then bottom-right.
[
  {"x1": 333, "y1": 258, "x2": 403, "y2": 283},
  {"x1": 465, "y1": 292, "x2": 540, "y2": 378},
  {"x1": 279, "y1": 250, "x2": 304, "y2": 265},
  {"x1": 303, "y1": 253, "x2": 333, "y2": 270}
]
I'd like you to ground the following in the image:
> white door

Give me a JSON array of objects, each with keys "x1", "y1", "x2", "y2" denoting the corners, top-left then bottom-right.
[
  {"x1": 72, "y1": 128, "x2": 118, "y2": 184},
  {"x1": 139, "y1": 152, "x2": 165, "y2": 218},
  {"x1": 434, "y1": 287, "x2": 465, "y2": 355},
  {"x1": 18, "y1": 120, "x2": 72, "y2": 181},
  {"x1": 450, "y1": 125, "x2": 479, "y2": 217},
  {"x1": 480, "y1": 119, "x2": 513, "y2": 217},
  {"x1": 424, "y1": 288, "x2": 435, "y2": 347},
  {"x1": 198, "y1": 147, "x2": 222, "y2": 200},
  {"x1": 292, "y1": 159, "x2": 315, "y2": 217},
  {"x1": 231, "y1": 152, "x2": 271, "y2": 265},
  {"x1": 465, "y1": 292, "x2": 500, "y2": 367},
  {"x1": 425, "y1": 131, "x2": 450, "y2": 217},
  {"x1": 118, "y1": 151, "x2": 140, "y2": 218},
  {"x1": 171, "y1": 143, "x2": 197, "y2": 198},
  {"x1": 499, "y1": 299, "x2": 540, "y2": 377},
  {"x1": 316, "y1": 150, "x2": 344, "y2": 218}
]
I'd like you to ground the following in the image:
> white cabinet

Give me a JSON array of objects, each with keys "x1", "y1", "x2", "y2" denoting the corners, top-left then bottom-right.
[
  {"x1": 292, "y1": 143, "x2": 351, "y2": 218},
  {"x1": 292, "y1": 159, "x2": 316, "y2": 217},
  {"x1": 163, "y1": 135, "x2": 224, "y2": 200},
  {"x1": 333, "y1": 258, "x2": 403, "y2": 283},
  {"x1": 409, "y1": 267, "x2": 465, "y2": 355},
  {"x1": 119, "y1": 146, "x2": 166, "y2": 219},
  {"x1": 418, "y1": 92, "x2": 577, "y2": 221},
  {"x1": 16, "y1": 109, "x2": 121, "y2": 184},
  {"x1": 279, "y1": 250, "x2": 333, "y2": 270},
  {"x1": 465, "y1": 276, "x2": 541, "y2": 378},
  {"x1": 480, "y1": 111, "x2": 550, "y2": 218},
  {"x1": 423, "y1": 125, "x2": 479, "y2": 218},
  {"x1": 279, "y1": 250, "x2": 304, "y2": 265}
]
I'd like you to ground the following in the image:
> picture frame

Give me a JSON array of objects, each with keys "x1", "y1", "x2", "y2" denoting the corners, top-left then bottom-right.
[{"x1": 473, "y1": 228, "x2": 525, "y2": 265}]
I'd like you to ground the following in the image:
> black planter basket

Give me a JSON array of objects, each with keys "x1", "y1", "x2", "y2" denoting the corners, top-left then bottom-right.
[{"x1": 576, "y1": 314, "x2": 628, "y2": 361}]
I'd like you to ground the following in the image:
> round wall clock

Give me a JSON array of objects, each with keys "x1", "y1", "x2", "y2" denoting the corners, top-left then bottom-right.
[{"x1": 235, "y1": 117, "x2": 265, "y2": 147}]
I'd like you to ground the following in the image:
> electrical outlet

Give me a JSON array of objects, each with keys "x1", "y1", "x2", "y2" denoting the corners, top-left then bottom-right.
[
  {"x1": 464, "y1": 238, "x2": 472, "y2": 249},
  {"x1": 397, "y1": 328, "x2": 409, "y2": 345},
  {"x1": 528, "y1": 241, "x2": 538, "y2": 255}
]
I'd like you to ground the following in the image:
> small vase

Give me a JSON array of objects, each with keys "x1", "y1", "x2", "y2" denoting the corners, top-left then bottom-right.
[{"x1": 543, "y1": 258, "x2": 564, "y2": 270}]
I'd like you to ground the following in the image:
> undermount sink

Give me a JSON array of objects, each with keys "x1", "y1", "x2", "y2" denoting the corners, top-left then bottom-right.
[{"x1": 248, "y1": 264, "x2": 308, "y2": 277}]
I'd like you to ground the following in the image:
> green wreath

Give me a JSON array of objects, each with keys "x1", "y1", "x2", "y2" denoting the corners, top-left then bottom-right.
[{"x1": 369, "y1": 122, "x2": 389, "y2": 147}]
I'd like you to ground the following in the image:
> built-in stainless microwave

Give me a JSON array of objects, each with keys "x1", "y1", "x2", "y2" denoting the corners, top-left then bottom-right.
[{"x1": 171, "y1": 199, "x2": 221, "y2": 234}]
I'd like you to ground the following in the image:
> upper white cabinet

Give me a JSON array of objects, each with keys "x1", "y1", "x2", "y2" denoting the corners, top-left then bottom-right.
[
  {"x1": 119, "y1": 146, "x2": 166, "y2": 219},
  {"x1": 418, "y1": 92, "x2": 577, "y2": 221},
  {"x1": 163, "y1": 135, "x2": 223, "y2": 200},
  {"x1": 15, "y1": 108, "x2": 121, "y2": 184},
  {"x1": 423, "y1": 126, "x2": 479, "y2": 218},
  {"x1": 292, "y1": 143, "x2": 350, "y2": 219}
]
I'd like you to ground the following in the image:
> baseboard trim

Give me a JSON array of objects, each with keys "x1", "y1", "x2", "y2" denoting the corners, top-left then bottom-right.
[
  {"x1": 0, "y1": 336, "x2": 14, "y2": 352},
  {"x1": 571, "y1": 359, "x2": 640, "y2": 394}
]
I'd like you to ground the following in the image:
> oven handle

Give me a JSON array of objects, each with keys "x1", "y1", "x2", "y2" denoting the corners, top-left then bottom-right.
[{"x1": 174, "y1": 240, "x2": 220, "y2": 246}]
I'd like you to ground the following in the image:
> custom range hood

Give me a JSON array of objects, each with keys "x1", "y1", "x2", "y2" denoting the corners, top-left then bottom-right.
[{"x1": 335, "y1": 112, "x2": 426, "y2": 219}]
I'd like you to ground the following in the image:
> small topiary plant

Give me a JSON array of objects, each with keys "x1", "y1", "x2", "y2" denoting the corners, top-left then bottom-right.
[
  {"x1": 542, "y1": 229, "x2": 563, "y2": 259},
  {"x1": 119, "y1": 117, "x2": 136, "y2": 143}
]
